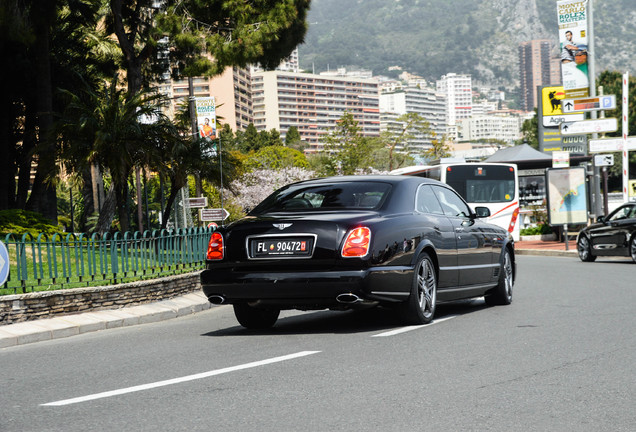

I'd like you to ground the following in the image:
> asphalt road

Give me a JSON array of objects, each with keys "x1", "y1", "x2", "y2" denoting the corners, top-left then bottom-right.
[{"x1": 1, "y1": 255, "x2": 635, "y2": 432}]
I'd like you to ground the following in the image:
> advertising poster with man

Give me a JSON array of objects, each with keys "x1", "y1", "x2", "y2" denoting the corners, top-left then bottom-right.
[
  {"x1": 557, "y1": 0, "x2": 589, "y2": 98},
  {"x1": 195, "y1": 97, "x2": 217, "y2": 141}
]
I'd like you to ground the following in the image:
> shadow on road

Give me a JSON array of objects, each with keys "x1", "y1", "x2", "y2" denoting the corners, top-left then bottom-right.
[{"x1": 201, "y1": 298, "x2": 490, "y2": 337}]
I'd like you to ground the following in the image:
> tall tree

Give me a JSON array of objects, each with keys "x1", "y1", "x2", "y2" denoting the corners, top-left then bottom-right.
[
  {"x1": 320, "y1": 112, "x2": 377, "y2": 175},
  {"x1": 57, "y1": 75, "x2": 176, "y2": 232},
  {"x1": 381, "y1": 112, "x2": 434, "y2": 171},
  {"x1": 109, "y1": 0, "x2": 311, "y2": 95}
]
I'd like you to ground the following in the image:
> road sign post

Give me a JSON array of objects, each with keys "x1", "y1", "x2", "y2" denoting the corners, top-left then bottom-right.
[
  {"x1": 560, "y1": 118, "x2": 618, "y2": 135},
  {"x1": 561, "y1": 95, "x2": 616, "y2": 113},
  {"x1": 200, "y1": 208, "x2": 229, "y2": 221}
]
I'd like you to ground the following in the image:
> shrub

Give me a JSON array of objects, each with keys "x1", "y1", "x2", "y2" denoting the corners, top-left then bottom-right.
[
  {"x1": 0, "y1": 209, "x2": 64, "y2": 238},
  {"x1": 520, "y1": 223, "x2": 553, "y2": 236}
]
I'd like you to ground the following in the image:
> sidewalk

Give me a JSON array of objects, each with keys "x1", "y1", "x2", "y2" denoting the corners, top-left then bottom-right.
[
  {"x1": 0, "y1": 242, "x2": 578, "y2": 349},
  {"x1": 0, "y1": 292, "x2": 212, "y2": 349},
  {"x1": 515, "y1": 239, "x2": 579, "y2": 257}
]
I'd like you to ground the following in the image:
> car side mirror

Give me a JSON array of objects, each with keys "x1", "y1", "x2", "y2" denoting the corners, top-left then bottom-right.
[
  {"x1": 596, "y1": 215, "x2": 605, "y2": 223},
  {"x1": 474, "y1": 206, "x2": 491, "y2": 218}
]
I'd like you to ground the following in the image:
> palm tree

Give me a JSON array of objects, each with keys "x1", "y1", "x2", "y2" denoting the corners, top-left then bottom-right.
[{"x1": 58, "y1": 74, "x2": 177, "y2": 232}]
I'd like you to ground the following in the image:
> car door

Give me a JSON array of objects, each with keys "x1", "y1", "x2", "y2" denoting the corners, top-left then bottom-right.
[
  {"x1": 415, "y1": 185, "x2": 457, "y2": 288},
  {"x1": 590, "y1": 205, "x2": 636, "y2": 255},
  {"x1": 431, "y1": 185, "x2": 493, "y2": 288}
]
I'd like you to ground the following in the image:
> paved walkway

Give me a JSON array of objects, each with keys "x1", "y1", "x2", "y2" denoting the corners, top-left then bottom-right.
[
  {"x1": 0, "y1": 292, "x2": 212, "y2": 349},
  {"x1": 0, "y1": 241, "x2": 578, "y2": 349}
]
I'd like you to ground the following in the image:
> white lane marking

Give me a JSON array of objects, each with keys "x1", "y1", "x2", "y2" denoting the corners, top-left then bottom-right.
[
  {"x1": 371, "y1": 315, "x2": 458, "y2": 337},
  {"x1": 41, "y1": 351, "x2": 320, "y2": 407}
]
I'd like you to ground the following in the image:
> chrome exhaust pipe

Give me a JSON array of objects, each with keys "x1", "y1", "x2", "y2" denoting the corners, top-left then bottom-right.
[
  {"x1": 336, "y1": 293, "x2": 363, "y2": 304},
  {"x1": 207, "y1": 295, "x2": 226, "y2": 305}
]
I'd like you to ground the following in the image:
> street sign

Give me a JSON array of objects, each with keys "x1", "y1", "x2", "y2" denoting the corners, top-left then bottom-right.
[
  {"x1": 542, "y1": 113, "x2": 584, "y2": 127},
  {"x1": 200, "y1": 208, "x2": 229, "y2": 221},
  {"x1": 589, "y1": 137, "x2": 636, "y2": 153},
  {"x1": 187, "y1": 197, "x2": 208, "y2": 208},
  {"x1": 594, "y1": 154, "x2": 614, "y2": 167},
  {"x1": 561, "y1": 95, "x2": 616, "y2": 113},
  {"x1": 552, "y1": 151, "x2": 570, "y2": 168},
  {"x1": 560, "y1": 118, "x2": 618, "y2": 135},
  {"x1": 0, "y1": 241, "x2": 9, "y2": 286}
]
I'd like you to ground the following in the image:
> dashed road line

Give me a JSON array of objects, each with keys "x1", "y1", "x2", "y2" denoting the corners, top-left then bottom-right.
[
  {"x1": 371, "y1": 315, "x2": 458, "y2": 337},
  {"x1": 41, "y1": 351, "x2": 320, "y2": 406}
]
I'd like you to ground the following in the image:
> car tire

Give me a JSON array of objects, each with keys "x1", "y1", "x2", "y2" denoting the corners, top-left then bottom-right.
[
  {"x1": 577, "y1": 235, "x2": 596, "y2": 262},
  {"x1": 400, "y1": 252, "x2": 436, "y2": 325},
  {"x1": 233, "y1": 303, "x2": 280, "y2": 329},
  {"x1": 630, "y1": 235, "x2": 636, "y2": 263},
  {"x1": 485, "y1": 248, "x2": 513, "y2": 306}
]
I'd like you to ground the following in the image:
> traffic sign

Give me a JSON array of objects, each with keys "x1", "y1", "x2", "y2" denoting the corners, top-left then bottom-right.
[
  {"x1": 542, "y1": 113, "x2": 584, "y2": 127},
  {"x1": 560, "y1": 118, "x2": 618, "y2": 135},
  {"x1": 200, "y1": 208, "x2": 229, "y2": 221},
  {"x1": 594, "y1": 154, "x2": 614, "y2": 167},
  {"x1": 589, "y1": 137, "x2": 636, "y2": 152},
  {"x1": 561, "y1": 95, "x2": 616, "y2": 113},
  {"x1": 0, "y1": 240, "x2": 9, "y2": 286},
  {"x1": 187, "y1": 197, "x2": 208, "y2": 208}
]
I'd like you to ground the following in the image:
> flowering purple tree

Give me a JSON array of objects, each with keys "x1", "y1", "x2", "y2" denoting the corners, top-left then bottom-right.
[{"x1": 228, "y1": 167, "x2": 316, "y2": 211}]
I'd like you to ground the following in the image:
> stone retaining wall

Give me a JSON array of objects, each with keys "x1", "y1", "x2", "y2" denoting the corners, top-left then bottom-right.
[{"x1": 0, "y1": 272, "x2": 202, "y2": 325}]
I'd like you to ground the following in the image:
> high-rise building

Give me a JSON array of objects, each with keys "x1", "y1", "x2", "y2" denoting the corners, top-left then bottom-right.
[
  {"x1": 169, "y1": 66, "x2": 253, "y2": 132},
  {"x1": 251, "y1": 70, "x2": 381, "y2": 152},
  {"x1": 436, "y1": 73, "x2": 472, "y2": 141},
  {"x1": 518, "y1": 39, "x2": 561, "y2": 112},
  {"x1": 379, "y1": 83, "x2": 447, "y2": 152}
]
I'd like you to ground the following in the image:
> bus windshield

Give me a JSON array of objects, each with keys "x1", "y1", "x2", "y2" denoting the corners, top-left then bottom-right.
[{"x1": 445, "y1": 165, "x2": 516, "y2": 203}]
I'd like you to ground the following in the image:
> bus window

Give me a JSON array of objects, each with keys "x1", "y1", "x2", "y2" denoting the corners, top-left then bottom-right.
[{"x1": 445, "y1": 165, "x2": 515, "y2": 203}]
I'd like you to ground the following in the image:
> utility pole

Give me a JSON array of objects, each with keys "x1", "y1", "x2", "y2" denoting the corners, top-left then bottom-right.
[{"x1": 588, "y1": 0, "x2": 603, "y2": 220}]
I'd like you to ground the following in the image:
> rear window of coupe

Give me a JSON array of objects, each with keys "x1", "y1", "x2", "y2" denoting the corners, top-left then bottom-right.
[{"x1": 250, "y1": 182, "x2": 392, "y2": 214}]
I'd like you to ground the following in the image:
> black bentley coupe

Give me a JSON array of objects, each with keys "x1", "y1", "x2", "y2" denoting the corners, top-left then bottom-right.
[
  {"x1": 201, "y1": 175, "x2": 515, "y2": 329},
  {"x1": 577, "y1": 202, "x2": 636, "y2": 263}
]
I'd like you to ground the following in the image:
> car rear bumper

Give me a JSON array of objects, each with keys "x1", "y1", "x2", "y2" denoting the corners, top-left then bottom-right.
[{"x1": 200, "y1": 267, "x2": 412, "y2": 308}]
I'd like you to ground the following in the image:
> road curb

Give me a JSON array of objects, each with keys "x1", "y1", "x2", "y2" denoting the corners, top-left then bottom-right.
[{"x1": 515, "y1": 249, "x2": 578, "y2": 258}]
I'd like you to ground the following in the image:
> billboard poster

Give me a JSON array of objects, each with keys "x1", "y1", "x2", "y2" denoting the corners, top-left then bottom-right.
[
  {"x1": 537, "y1": 86, "x2": 587, "y2": 154},
  {"x1": 546, "y1": 167, "x2": 588, "y2": 225},
  {"x1": 195, "y1": 97, "x2": 216, "y2": 141},
  {"x1": 557, "y1": 0, "x2": 589, "y2": 98}
]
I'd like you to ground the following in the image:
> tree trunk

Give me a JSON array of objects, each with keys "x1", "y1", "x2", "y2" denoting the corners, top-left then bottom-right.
[
  {"x1": 160, "y1": 182, "x2": 181, "y2": 231},
  {"x1": 0, "y1": 101, "x2": 16, "y2": 210},
  {"x1": 94, "y1": 188, "x2": 117, "y2": 233},
  {"x1": 25, "y1": 6, "x2": 57, "y2": 222}
]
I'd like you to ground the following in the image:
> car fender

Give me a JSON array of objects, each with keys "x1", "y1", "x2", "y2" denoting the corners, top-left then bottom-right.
[
  {"x1": 498, "y1": 236, "x2": 516, "y2": 281},
  {"x1": 411, "y1": 238, "x2": 439, "y2": 271}
]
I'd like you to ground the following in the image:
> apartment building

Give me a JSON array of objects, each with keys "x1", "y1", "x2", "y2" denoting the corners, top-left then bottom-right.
[
  {"x1": 458, "y1": 113, "x2": 522, "y2": 145},
  {"x1": 251, "y1": 70, "x2": 381, "y2": 153},
  {"x1": 169, "y1": 66, "x2": 253, "y2": 132},
  {"x1": 379, "y1": 83, "x2": 448, "y2": 152},
  {"x1": 436, "y1": 73, "x2": 472, "y2": 141}
]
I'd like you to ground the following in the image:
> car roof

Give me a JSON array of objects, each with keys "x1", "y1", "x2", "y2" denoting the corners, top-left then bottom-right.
[{"x1": 294, "y1": 174, "x2": 441, "y2": 187}]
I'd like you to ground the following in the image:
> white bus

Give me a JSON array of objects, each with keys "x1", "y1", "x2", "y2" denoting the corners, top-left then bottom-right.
[{"x1": 391, "y1": 162, "x2": 521, "y2": 240}]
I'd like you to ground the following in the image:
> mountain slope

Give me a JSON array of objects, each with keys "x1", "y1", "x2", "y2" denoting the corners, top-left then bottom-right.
[{"x1": 299, "y1": 0, "x2": 636, "y2": 89}]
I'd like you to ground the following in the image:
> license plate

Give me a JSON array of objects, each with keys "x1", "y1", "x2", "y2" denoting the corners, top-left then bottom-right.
[{"x1": 250, "y1": 237, "x2": 314, "y2": 258}]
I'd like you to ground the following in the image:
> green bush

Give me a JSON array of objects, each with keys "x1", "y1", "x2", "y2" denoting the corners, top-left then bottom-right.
[
  {"x1": 0, "y1": 209, "x2": 64, "y2": 238},
  {"x1": 520, "y1": 224, "x2": 553, "y2": 236}
]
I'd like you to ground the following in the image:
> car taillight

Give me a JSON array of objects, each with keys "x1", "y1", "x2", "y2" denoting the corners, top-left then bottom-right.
[
  {"x1": 342, "y1": 227, "x2": 371, "y2": 257},
  {"x1": 206, "y1": 232, "x2": 224, "y2": 260},
  {"x1": 508, "y1": 207, "x2": 520, "y2": 233}
]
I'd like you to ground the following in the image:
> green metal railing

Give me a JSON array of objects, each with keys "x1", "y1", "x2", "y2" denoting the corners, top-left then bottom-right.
[{"x1": 1, "y1": 228, "x2": 214, "y2": 295}]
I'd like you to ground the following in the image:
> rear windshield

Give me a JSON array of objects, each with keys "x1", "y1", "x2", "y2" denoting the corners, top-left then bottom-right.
[{"x1": 250, "y1": 181, "x2": 392, "y2": 214}]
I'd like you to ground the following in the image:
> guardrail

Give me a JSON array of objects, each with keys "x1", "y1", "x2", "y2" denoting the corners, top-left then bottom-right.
[{"x1": 1, "y1": 228, "x2": 214, "y2": 295}]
